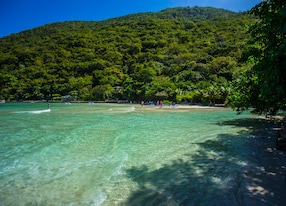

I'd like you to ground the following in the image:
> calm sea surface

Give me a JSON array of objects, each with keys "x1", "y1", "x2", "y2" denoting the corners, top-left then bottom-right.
[{"x1": 0, "y1": 103, "x2": 261, "y2": 205}]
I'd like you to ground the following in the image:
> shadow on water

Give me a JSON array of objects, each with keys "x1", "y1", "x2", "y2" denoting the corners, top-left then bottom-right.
[{"x1": 123, "y1": 118, "x2": 286, "y2": 206}]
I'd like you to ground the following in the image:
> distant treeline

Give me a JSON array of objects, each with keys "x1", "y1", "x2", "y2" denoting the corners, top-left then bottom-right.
[{"x1": 0, "y1": 7, "x2": 256, "y2": 104}]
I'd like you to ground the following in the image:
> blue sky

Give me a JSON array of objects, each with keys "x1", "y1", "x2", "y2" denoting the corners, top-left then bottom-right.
[{"x1": 0, "y1": 0, "x2": 261, "y2": 38}]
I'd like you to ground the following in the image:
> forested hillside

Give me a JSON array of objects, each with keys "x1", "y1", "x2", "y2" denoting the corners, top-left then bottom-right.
[{"x1": 0, "y1": 7, "x2": 256, "y2": 103}]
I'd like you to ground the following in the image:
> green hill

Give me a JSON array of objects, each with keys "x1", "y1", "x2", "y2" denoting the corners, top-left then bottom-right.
[{"x1": 0, "y1": 7, "x2": 255, "y2": 103}]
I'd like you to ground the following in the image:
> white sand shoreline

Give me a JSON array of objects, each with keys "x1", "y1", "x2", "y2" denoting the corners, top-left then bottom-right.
[
  {"x1": 177, "y1": 104, "x2": 227, "y2": 109},
  {"x1": 133, "y1": 104, "x2": 228, "y2": 110}
]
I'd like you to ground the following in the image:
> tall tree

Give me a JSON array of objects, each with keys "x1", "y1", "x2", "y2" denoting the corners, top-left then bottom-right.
[{"x1": 229, "y1": 0, "x2": 286, "y2": 114}]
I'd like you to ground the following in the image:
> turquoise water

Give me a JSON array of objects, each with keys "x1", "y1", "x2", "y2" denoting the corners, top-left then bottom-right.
[{"x1": 0, "y1": 103, "x2": 257, "y2": 205}]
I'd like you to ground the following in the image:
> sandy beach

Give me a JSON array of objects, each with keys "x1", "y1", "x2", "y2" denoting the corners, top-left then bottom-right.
[{"x1": 135, "y1": 104, "x2": 227, "y2": 111}]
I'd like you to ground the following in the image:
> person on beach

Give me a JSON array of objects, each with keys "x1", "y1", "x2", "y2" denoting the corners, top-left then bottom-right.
[
  {"x1": 141, "y1": 100, "x2": 144, "y2": 107},
  {"x1": 159, "y1": 100, "x2": 163, "y2": 108}
]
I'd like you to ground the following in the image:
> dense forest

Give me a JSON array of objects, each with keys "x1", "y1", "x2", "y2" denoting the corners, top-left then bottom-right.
[{"x1": 0, "y1": 7, "x2": 256, "y2": 103}]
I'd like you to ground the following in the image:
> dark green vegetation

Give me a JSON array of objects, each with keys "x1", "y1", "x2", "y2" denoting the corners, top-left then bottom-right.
[
  {"x1": 228, "y1": 0, "x2": 286, "y2": 115},
  {"x1": 0, "y1": 7, "x2": 255, "y2": 103}
]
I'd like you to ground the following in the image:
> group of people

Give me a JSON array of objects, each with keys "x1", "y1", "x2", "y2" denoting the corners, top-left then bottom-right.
[
  {"x1": 140, "y1": 100, "x2": 163, "y2": 108},
  {"x1": 140, "y1": 100, "x2": 178, "y2": 108}
]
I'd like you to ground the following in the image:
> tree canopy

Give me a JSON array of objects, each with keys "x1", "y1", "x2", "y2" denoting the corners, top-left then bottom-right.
[
  {"x1": 228, "y1": 0, "x2": 286, "y2": 114},
  {"x1": 0, "y1": 7, "x2": 255, "y2": 103}
]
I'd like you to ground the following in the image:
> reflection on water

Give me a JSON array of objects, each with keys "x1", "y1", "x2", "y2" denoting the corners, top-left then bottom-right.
[{"x1": 0, "y1": 103, "x2": 285, "y2": 205}]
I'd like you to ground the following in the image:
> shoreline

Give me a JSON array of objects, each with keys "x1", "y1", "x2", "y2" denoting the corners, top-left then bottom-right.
[
  {"x1": 1, "y1": 101, "x2": 229, "y2": 110},
  {"x1": 135, "y1": 104, "x2": 228, "y2": 111}
]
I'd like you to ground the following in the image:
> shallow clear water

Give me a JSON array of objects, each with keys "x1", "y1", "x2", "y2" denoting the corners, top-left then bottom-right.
[{"x1": 0, "y1": 103, "x2": 256, "y2": 205}]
